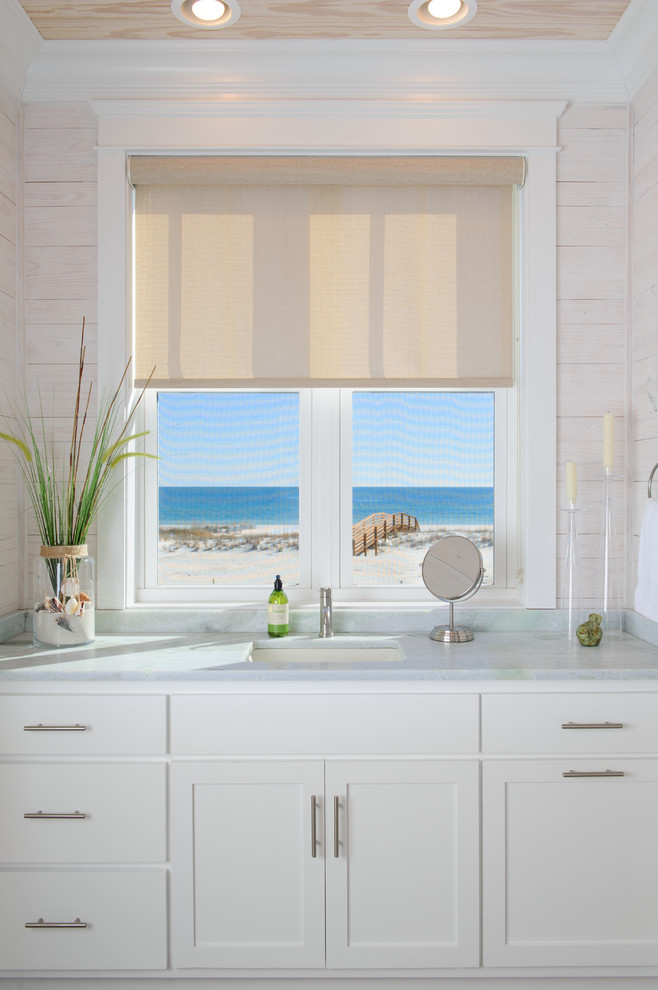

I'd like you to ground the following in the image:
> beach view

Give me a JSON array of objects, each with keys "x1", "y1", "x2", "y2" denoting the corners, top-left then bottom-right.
[
  {"x1": 158, "y1": 520, "x2": 493, "y2": 587},
  {"x1": 156, "y1": 391, "x2": 495, "y2": 588}
]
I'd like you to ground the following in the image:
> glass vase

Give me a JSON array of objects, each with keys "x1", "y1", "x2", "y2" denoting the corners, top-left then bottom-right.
[{"x1": 34, "y1": 545, "x2": 95, "y2": 648}]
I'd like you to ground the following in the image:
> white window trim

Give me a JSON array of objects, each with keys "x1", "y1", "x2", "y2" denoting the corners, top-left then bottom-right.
[{"x1": 95, "y1": 102, "x2": 560, "y2": 610}]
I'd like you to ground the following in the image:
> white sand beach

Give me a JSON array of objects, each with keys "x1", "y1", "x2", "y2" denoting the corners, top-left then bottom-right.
[{"x1": 158, "y1": 524, "x2": 493, "y2": 587}]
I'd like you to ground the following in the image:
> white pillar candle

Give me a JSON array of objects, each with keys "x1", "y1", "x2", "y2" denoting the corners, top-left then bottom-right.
[
  {"x1": 566, "y1": 461, "x2": 577, "y2": 502},
  {"x1": 603, "y1": 413, "x2": 614, "y2": 470}
]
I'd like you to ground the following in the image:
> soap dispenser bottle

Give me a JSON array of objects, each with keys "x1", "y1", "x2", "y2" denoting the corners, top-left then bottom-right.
[{"x1": 267, "y1": 575, "x2": 289, "y2": 638}]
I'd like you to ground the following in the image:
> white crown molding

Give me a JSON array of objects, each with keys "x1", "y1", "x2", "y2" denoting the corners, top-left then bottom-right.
[
  {"x1": 0, "y1": 0, "x2": 42, "y2": 100},
  {"x1": 608, "y1": 0, "x2": 658, "y2": 100},
  {"x1": 92, "y1": 98, "x2": 567, "y2": 153},
  {"x1": 23, "y1": 38, "x2": 629, "y2": 105},
  {"x1": 91, "y1": 98, "x2": 567, "y2": 120}
]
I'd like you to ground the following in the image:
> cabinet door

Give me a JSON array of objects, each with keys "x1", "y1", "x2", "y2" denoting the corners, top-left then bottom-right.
[
  {"x1": 483, "y1": 759, "x2": 658, "y2": 966},
  {"x1": 171, "y1": 760, "x2": 325, "y2": 969},
  {"x1": 325, "y1": 760, "x2": 480, "y2": 969}
]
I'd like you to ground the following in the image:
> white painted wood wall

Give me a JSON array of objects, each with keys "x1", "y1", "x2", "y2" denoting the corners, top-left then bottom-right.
[
  {"x1": 556, "y1": 103, "x2": 629, "y2": 608},
  {"x1": 7, "y1": 98, "x2": 639, "y2": 611},
  {"x1": 0, "y1": 78, "x2": 19, "y2": 616},
  {"x1": 21, "y1": 102, "x2": 98, "y2": 608},
  {"x1": 632, "y1": 66, "x2": 658, "y2": 606}
]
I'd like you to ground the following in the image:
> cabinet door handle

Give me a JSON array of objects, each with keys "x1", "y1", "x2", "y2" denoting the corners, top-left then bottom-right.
[
  {"x1": 333, "y1": 795, "x2": 340, "y2": 858},
  {"x1": 25, "y1": 917, "x2": 87, "y2": 929},
  {"x1": 24, "y1": 810, "x2": 87, "y2": 820},
  {"x1": 563, "y1": 769, "x2": 625, "y2": 778},
  {"x1": 311, "y1": 795, "x2": 317, "y2": 859},
  {"x1": 561, "y1": 721, "x2": 624, "y2": 729},
  {"x1": 23, "y1": 723, "x2": 87, "y2": 732}
]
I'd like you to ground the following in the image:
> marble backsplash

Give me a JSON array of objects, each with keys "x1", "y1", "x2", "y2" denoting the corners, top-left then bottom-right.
[{"x1": 1, "y1": 605, "x2": 649, "y2": 644}]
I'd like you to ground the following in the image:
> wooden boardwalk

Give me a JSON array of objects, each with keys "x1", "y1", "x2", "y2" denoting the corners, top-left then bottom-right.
[{"x1": 352, "y1": 511, "x2": 420, "y2": 557}]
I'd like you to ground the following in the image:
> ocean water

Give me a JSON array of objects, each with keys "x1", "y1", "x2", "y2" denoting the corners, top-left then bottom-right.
[{"x1": 159, "y1": 486, "x2": 493, "y2": 528}]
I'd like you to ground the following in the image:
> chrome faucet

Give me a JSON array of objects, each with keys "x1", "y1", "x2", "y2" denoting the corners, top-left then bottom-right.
[{"x1": 319, "y1": 587, "x2": 333, "y2": 638}]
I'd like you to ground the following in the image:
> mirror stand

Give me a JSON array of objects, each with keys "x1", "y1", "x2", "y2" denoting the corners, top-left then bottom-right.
[
  {"x1": 422, "y1": 535, "x2": 485, "y2": 643},
  {"x1": 429, "y1": 576, "x2": 484, "y2": 643}
]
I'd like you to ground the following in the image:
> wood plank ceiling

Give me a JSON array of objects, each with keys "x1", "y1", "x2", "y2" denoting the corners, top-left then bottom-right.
[{"x1": 17, "y1": 0, "x2": 634, "y2": 42}]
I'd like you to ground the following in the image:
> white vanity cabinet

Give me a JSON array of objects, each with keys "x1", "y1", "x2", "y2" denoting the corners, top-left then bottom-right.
[
  {"x1": 481, "y1": 692, "x2": 658, "y2": 968},
  {"x1": 169, "y1": 690, "x2": 480, "y2": 971},
  {"x1": 2, "y1": 674, "x2": 658, "y2": 986},
  {"x1": 0, "y1": 693, "x2": 168, "y2": 972}
]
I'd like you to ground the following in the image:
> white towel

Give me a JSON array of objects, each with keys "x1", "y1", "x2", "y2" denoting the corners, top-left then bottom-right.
[{"x1": 635, "y1": 499, "x2": 658, "y2": 622}]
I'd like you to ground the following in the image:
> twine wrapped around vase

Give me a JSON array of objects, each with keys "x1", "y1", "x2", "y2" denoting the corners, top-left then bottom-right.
[{"x1": 40, "y1": 544, "x2": 88, "y2": 560}]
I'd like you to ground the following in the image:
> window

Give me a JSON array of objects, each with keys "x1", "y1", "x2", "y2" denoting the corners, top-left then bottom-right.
[
  {"x1": 154, "y1": 392, "x2": 300, "y2": 587},
  {"x1": 349, "y1": 391, "x2": 495, "y2": 588},
  {"x1": 127, "y1": 152, "x2": 525, "y2": 604},
  {"x1": 139, "y1": 385, "x2": 514, "y2": 602}
]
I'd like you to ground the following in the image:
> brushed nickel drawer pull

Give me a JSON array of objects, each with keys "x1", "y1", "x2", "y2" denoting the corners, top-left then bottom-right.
[
  {"x1": 311, "y1": 795, "x2": 317, "y2": 859},
  {"x1": 563, "y1": 769, "x2": 625, "y2": 778},
  {"x1": 25, "y1": 917, "x2": 87, "y2": 929},
  {"x1": 333, "y1": 795, "x2": 340, "y2": 858},
  {"x1": 24, "y1": 810, "x2": 87, "y2": 820},
  {"x1": 561, "y1": 721, "x2": 624, "y2": 729},
  {"x1": 23, "y1": 723, "x2": 87, "y2": 732}
]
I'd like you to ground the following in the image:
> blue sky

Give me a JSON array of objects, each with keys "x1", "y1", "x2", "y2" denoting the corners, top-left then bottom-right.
[
  {"x1": 157, "y1": 391, "x2": 494, "y2": 487},
  {"x1": 158, "y1": 393, "x2": 300, "y2": 487},
  {"x1": 352, "y1": 392, "x2": 494, "y2": 487}
]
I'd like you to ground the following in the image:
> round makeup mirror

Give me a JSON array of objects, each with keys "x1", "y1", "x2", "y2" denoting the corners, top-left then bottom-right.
[{"x1": 422, "y1": 535, "x2": 484, "y2": 643}]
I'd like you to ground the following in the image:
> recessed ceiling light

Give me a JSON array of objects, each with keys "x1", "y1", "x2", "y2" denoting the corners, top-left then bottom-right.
[
  {"x1": 171, "y1": 0, "x2": 241, "y2": 29},
  {"x1": 408, "y1": 0, "x2": 477, "y2": 30},
  {"x1": 192, "y1": 0, "x2": 226, "y2": 20}
]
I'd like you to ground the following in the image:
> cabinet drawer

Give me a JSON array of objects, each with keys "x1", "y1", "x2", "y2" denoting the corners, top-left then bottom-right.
[
  {"x1": 0, "y1": 870, "x2": 167, "y2": 970},
  {"x1": 171, "y1": 692, "x2": 479, "y2": 755},
  {"x1": 482, "y1": 693, "x2": 658, "y2": 754},
  {"x1": 0, "y1": 763, "x2": 166, "y2": 863},
  {"x1": 0, "y1": 695, "x2": 167, "y2": 755}
]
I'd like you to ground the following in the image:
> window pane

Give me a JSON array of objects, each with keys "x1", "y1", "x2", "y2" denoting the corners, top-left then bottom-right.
[
  {"x1": 351, "y1": 392, "x2": 494, "y2": 586},
  {"x1": 157, "y1": 393, "x2": 299, "y2": 587}
]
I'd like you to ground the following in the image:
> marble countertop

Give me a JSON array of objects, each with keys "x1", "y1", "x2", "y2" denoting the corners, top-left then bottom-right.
[{"x1": 0, "y1": 629, "x2": 657, "y2": 681}]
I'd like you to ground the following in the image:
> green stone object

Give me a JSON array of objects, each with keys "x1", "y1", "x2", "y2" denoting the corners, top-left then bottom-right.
[{"x1": 576, "y1": 613, "x2": 603, "y2": 647}]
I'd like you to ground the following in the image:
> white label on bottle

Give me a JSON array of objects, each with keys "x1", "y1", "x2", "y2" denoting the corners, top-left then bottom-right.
[{"x1": 268, "y1": 603, "x2": 288, "y2": 624}]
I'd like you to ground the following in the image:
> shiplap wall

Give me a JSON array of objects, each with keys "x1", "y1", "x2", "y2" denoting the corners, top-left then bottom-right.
[
  {"x1": 0, "y1": 78, "x2": 18, "y2": 616},
  {"x1": 18, "y1": 100, "x2": 632, "y2": 609},
  {"x1": 555, "y1": 104, "x2": 630, "y2": 609},
  {"x1": 632, "y1": 66, "x2": 658, "y2": 603},
  {"x1": 22, "y1": 102, "x2": 97, "y2": 606}
]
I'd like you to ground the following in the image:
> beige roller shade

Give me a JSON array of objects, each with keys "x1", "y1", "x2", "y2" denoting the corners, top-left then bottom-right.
[{"x1": 132, "y1": 156, "x2": 521, "y2": 388}]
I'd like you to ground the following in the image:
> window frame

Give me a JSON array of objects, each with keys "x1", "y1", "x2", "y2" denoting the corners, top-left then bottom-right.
[{"x1": 95, "y1": 104, "x2": 559, "y2": 611}]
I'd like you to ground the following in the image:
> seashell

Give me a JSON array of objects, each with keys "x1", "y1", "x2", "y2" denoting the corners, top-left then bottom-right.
[
  {"x1": 56, "y1": 616, "x2": 74, "y2": 632},
  {"x1": 75, "y1": 600, "x2": 87, "y2": 616},
  {"x1": 79, "y1": 592, "x2": 91, "y2": 603},
  {"x1": 45, "y1": 596, "x2": 63, "y2": 613},
  {"x1": 61, "y1": 577, "x2": 80, "y2": 598},
  {"x1": 64, "y1": 597, "x2": 79, "y2": 615}
]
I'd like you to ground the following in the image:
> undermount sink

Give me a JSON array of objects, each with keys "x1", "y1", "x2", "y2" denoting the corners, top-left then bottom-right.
[{"x1": 248, "y1": 644, "x2": 404, "y2": 664}]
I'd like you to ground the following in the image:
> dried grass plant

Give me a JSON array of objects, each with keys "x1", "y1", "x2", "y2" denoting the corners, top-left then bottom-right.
[{"x1": 1, "y1": 319, "x2": 155, "y2": 580}]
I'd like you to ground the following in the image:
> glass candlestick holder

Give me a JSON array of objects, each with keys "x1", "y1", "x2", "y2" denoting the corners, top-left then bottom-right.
[
  {"x1": 563, "y1": 501, "x2": 585, "y2": 641},
  {"x1": 598, "y1": 468, "x2": 623, "y2": 639}
]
